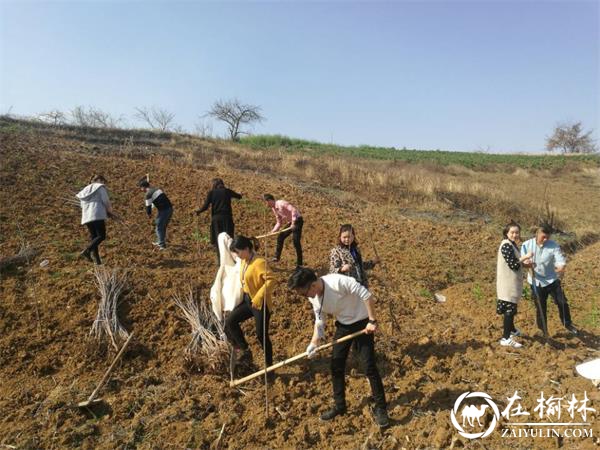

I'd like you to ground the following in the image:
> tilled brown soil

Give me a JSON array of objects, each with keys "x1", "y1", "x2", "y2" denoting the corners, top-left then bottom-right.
[{"x1": 0, "y1": 127, "x2": 598, "y2": 449}]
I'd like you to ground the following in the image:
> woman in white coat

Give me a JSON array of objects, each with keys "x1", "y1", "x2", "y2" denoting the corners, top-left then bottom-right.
[{"x1": 76, "y1": 174, "x2": 113, "y2": 265}]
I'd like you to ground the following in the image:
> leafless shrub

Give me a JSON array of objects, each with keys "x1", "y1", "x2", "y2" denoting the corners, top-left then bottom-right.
[
  {"x1": 38, "y1": 110, "x2": 67, "y2": 125},
  {"x1": 71, "y1": 106, "x2": 122, "y2": 128},
  {"x1": 90, "y1": 267, "x2": 130, "y2": 351},
  {"x1": 173, "y1": 287, "x2": 229, "y2": 372},
  {"x1": 194, "y1": 119, "x2": 213, "y2": 138},
  {"x1": 134, "y1": 106, "x2": 176, "y2": 132}
]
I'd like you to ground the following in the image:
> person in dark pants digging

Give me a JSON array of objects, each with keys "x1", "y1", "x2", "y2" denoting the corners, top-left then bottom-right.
[
  {"x1": 288, "y1": 267, "x2": 389, "y2": 428},
  {"x1": 77, "y1": 174, "x2": 113, "y2": 265},
  {"x1": 195, "y1": 178, "x2": 242, "y2": 263},
  {"x1": 521, "y1": 224, "x2": 578, "y2": 336},
  {"x1": 263, "y1": 194, "x2": 303, "y2": 268},
  {"x1": 224, "y1": 236, "x2": 275, "y2": 379},
  {"x1": 138, "y1": 178, "x2": 173, "y2": 250}
]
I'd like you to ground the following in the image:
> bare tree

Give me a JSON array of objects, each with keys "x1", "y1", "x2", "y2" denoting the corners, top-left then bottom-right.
[
  {"x1": 546, "y1": 122, "x2": 597, "y2": 154},
  {"x1": 70, "y1": 106, "x2": 121, "y2": 128},
  {"x1": 206, "y1": 98, "x2": 265, "y2": 141},
  {"x1": 134, "y1": 106, "x2": 176, "y2": 132},
  {"x1": 194, "y1": 118, "x2": 213, "y2": 138},
  {"x1": 38, "y1": 109, "x2": 67, "y2": 125}
]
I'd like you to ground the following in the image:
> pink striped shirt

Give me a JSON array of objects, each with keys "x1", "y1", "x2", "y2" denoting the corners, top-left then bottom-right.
[{"x1": 271, "y1": 199, "x2": 301, "y2": 232}]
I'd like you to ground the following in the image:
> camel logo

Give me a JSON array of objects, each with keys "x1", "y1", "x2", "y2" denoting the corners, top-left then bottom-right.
[{"x1": 451, "y1": 392, "x2": 501, "y2": 439}]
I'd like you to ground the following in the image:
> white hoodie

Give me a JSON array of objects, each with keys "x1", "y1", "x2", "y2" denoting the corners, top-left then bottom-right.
[
  {"x1": 210, "y1": 232, "x2": 243, "y2": 321},
  {"x1": 76, "y1": 183, "x2": 111, "y2": 225}
]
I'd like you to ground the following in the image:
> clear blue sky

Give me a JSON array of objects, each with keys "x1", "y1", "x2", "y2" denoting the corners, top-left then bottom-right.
[{"x1": 1, "y1": 0, "x2": 598, "y2": 152}]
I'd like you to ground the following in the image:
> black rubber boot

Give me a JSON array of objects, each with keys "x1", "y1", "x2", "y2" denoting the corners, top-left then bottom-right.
[
  {"x1": 372, "y1": 406, "x2": 390, "y2": 428},
  {"x1": 320, "y1": 406, "x2": 346, "y2": 421}
]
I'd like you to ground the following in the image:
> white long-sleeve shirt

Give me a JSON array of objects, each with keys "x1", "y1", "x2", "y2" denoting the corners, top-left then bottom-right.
[{"x1": 309, "y1": 274, "x2": 372, "y2": 329}]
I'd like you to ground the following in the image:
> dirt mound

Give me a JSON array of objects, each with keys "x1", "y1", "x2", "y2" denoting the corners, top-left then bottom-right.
[{"x1": 0, "y1": 126, "x2": 598, "y2": 449}]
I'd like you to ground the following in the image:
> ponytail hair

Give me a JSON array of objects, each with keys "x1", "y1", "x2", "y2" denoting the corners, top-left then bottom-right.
[
  {"x1": 90, "y1": 174, "x2": 107, "y2": 184},
  {"x1": 229, "y1": 235, "x2": 260, "y2": 253}
]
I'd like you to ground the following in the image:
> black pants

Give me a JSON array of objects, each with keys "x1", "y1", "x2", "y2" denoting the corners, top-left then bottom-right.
[
  {"x1": 531, "y1": 280, "x2": 572, "y2": 332},
  {"x1": 331, "y1": 318, "x2": 386, "y2": 411},
  {"x1": 496, "y1": 300, "x2": 518, "y2": 339},
  {"x1": 84, "y1": 220, "x2": 106, "y2": 264},
  {"x1": 275, "y1": 216, "x2": 303, "y2": 266},
  {"x1": 503, "y1": 313, "x2": 517, "y2": 339},
  {"x1": 211, "y1": 214, "x2": 235, "y2": 263},
  {"x1": 224, "y1": 294, "x2": 272, "y2": 366}
]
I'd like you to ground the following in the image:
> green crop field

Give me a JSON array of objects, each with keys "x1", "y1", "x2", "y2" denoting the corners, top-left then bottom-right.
[{"x1": 240, "y1": 134, "x2": 600, "y2": 170}]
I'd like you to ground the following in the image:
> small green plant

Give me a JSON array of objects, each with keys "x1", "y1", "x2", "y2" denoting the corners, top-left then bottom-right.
[
  {"x1": 192, "y1": 230, "x2": 210, "y2": 244},
  {"x1": 472, "y1": 283, "x2": 484, "y2": 303},
  {"x1": 583, "y1": 299, "x2": 599, "y2": 330},
  {"x1": 419, "y1": 288, "x2": 432, "y2": 299}
]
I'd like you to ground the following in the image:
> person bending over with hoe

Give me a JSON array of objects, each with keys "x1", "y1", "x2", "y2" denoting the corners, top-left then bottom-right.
[
  {"x1": 288, "y1": 268, "x2": 389, "y2": 428},
  {"x1": 496, "y1": 221, "x2": 533, "y2": 348},
  {"x1": 77, "y1": 174, "x2": 114, "y2": 265},
  {"x1": 263, "y1": 194, "x2": 303, "y2": 268},
  {"x1": 225, "y1": 236, "x2": 275, "y2": 379},
  {"x1": 521, "y1": 224, "x2": 578, "y2": 336},
  {"x1": 138, "y1": 178, "x2": 173, "y2": 250}
]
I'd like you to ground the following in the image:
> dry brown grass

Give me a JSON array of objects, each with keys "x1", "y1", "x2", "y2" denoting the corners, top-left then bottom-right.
[{"x1": 172, "y1": 287, "x2": 229, "y2": 373}]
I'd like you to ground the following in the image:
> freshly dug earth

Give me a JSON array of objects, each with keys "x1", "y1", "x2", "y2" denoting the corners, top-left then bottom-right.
[{"x1": 0, "y1": 127, "x2": 598, "y2": 449}]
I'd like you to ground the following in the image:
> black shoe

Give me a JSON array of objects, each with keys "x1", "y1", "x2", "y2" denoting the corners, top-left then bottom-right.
[
  {"x1": 565, "y1": 324, "x2": 579, "y2": 335},
  {"x1": 320, "y1": 406, "x2": 346, "y2": 421},
  {"x1": 372, "y1": 406, "x2": 390, "y2": 428},
  {"x1": 79, "y1": 250, "x2": 93, "y2": 263},
  {"x1": 266, "y1": 371, "x2": 275, "y2": 383},
  {"x1": 236, "y1": 349, "x2": 253, "y2": 366}
]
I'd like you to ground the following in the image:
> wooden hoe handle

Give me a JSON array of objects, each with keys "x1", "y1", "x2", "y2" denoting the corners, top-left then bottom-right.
[{"x1": 230, "y1": 329, "x2": 366, "y2": 387}]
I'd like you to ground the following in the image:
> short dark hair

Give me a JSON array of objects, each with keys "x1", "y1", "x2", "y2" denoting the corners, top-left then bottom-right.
[
  {"x1": 538, "y1": 223, "x2": 554, "y2": 235},
  {"x1": 263, "y1": 194, "x2": 275, "y2": 202},
  {"x1": 229, "y1": 235, "x2": 259, "y2": 252},
  {"x1": 138, "y1": 177, "x2": 150, "y2": 188},
  {"x1": 288, "y1": 267, "x2": 317, "y2": 290},
  {"x1": 502, "y1": 220, "x2": 521, "y2": 239}
]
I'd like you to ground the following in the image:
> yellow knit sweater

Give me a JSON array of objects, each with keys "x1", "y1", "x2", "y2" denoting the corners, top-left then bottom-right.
[{"x1": 240, "y1": 256, "x2": 275, "y2": 309}]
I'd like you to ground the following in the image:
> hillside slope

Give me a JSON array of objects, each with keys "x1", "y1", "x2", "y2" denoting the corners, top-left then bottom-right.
[{"x1": 0, "y1": 122, "x2": 598, "y2": 449}]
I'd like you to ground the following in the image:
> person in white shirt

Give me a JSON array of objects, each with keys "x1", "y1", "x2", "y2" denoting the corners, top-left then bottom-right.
[
  {"x1": 521, "y1": 224, "x2": 578, "y2": 336},
  {"x1": 287, "y1": 268, "x2": 389, "y2": 428}
]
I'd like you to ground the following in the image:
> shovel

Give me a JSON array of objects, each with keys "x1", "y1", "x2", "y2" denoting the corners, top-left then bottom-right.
[{"x1": 78, "y1": 332, "x2": 134, "y2": 408}]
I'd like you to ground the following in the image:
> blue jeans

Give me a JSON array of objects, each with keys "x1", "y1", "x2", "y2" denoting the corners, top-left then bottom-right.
[{"x1": 155, "y1": 207, "x2": 173, "y2": 247}]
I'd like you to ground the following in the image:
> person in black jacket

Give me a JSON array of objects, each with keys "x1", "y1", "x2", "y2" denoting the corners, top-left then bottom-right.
[
  {"x1": 138, "y1": 178, "x2": 173, "y2": 250},
  {"x1": 195, "y1": 178, "x2": 242, "y2": 261}
]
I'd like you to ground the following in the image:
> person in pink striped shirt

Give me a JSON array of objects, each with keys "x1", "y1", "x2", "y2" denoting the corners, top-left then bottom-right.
[{"x1": 263, "y1": 194, "x2": 304, "y2": 268}]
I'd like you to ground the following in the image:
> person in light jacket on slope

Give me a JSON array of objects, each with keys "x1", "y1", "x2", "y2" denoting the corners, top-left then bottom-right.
[{"x1": 76, "y1": 174, "x2": 113, "y2": 265}]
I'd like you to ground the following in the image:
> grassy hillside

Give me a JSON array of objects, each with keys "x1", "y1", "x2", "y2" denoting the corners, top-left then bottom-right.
[{"x1": 1, "y1": 118, "x2": 599, "y2": 449}]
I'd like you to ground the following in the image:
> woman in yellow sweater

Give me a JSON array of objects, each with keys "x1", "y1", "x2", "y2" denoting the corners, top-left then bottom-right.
[{"x1": 225, "y1": 235, "x2": 275, "y2": 369}]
